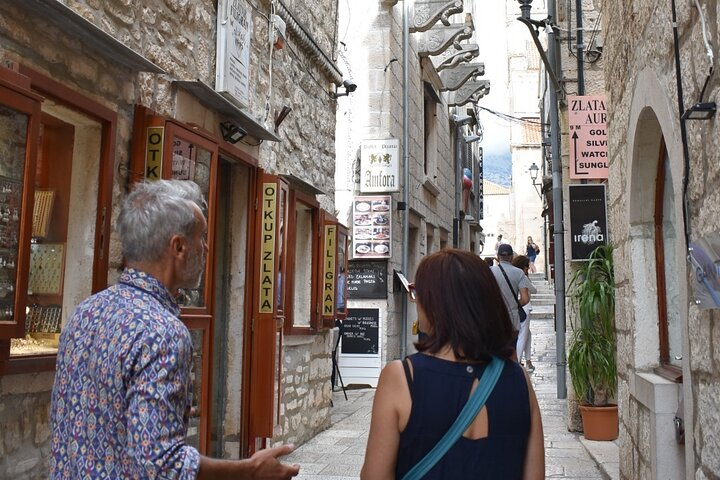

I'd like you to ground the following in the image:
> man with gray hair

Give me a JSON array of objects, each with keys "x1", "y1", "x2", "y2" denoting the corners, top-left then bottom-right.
[{"x1": 50, "y1": 180, "x2": 299, "y2": 479}]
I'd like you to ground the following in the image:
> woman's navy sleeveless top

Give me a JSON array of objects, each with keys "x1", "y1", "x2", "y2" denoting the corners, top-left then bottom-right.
[{"x1": 395, "y1": 354, "x2": 531, "y2": 479}]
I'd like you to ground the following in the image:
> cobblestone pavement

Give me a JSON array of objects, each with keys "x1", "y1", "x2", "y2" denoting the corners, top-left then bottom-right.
[{"x1": 284, "y1": 301, "x2": 619, "y2": 479}]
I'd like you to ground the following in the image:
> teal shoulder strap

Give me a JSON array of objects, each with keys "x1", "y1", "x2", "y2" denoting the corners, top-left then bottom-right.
[{"x1": 400, "y1": 356, "x2": 505, "y2": 480}]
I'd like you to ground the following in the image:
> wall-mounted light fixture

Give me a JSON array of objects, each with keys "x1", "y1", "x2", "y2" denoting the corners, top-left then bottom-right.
[
  {"x1": 529, "y1": 162, "x2": 542, "y2": 198},
  {"x1": 331, "y1": 79, "x2": 358, "y2": 99},
  {"x1": 681, "y1": 101, "x2": 717, "y2": 120},
  {"x1": 220, "y1": 121, "x2": 247, "y2": 144}
]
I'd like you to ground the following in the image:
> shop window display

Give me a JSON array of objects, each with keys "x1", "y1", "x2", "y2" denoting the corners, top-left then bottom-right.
[
  {"x1": 0, "y1": 105, "x2": 28, "y2": 331},
  {"x1": 10, "y1": 105, "x2": 101, "y2": 358}
]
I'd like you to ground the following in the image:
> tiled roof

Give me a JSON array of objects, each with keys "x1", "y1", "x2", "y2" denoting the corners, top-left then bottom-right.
[
  {"x1": 522, "y1": 122, "x2": 543, "y2": 144},
  {"x1": 483, "y1": 180, "x2": 510, "y2": 195}
]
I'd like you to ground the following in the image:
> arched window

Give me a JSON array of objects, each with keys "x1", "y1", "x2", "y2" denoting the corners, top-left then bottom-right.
[{"x1": 654, "y1": 140, "x2": 682, "y2": 379}]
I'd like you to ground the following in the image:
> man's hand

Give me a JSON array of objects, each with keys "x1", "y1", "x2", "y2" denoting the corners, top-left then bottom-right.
[
  {"x1": 197, "y1": 444, "x2": 300, "y2": 479},
  {"x1": 248, "y1": 444, "x2": 300, "y2": 479}
]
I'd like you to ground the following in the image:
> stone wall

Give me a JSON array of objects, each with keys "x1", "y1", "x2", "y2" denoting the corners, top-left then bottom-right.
[
  {"x1": 0, "y1": 0, "x2": 341, "y2": 474},
  {"x1": 274, "y1": 333, "x2": 334, "y2": 446},
  {"x1": 604, "y1": 0, "x2": 720, "y2": 477},
  {"x1": 334, "y1": 1, "x2": 455, "y2": 365}
]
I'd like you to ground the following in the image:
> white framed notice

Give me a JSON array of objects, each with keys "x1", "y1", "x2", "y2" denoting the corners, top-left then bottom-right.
[
  {"x1": 216, "y1": 0, "x2": 252, "y2": 108},
  {"x1": 360, "y1": 139, "x2": 400, "y2": 193}
]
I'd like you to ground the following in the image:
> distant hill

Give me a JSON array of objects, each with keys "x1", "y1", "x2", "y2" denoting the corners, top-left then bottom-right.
[{"x1": 483, "y1": 151, "x2": 512, "y2": 188}]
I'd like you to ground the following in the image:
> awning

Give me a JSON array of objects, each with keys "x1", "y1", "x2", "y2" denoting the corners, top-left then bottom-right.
[
  {"x1": 174, "y1": 80, "x2": 281, "y2": 142},
  {"x1": 16, "y1": 0, "x2": 165, "y2": 73},
  {"x1": 280, "y1": 174, "x2": 328, "y2": 197}
]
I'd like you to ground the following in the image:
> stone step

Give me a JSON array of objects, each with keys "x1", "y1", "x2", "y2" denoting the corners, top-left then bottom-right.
[{"x1": 528, "y1": 304, "x2": 555, "y2": 318}]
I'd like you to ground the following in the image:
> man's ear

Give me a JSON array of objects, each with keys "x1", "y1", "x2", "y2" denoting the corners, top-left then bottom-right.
[{"x1": 169, "y1": 234, "x2": 186, "y2": 258}]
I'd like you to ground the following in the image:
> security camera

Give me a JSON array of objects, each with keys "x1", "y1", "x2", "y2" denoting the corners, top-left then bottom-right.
[
  {"x1": 342, "y1": 79, "x2": 357, "y2": 93},
  {"x1": 330, "y1": 79, "x2": 358, "y2": 99},
  {"x1": 452, "y1": 113, "x2": 473, "y2": 126}
]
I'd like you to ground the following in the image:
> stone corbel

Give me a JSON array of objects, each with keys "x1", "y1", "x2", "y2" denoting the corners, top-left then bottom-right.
[
  {"x1": 409, "y1": 0, "x2": 463, "y2": 33},
  {"x1": 447, "y1": 80, "x2": 491, "y2": 107},
  {"x1": 418, "y1": 23, "x2": 474, "y2": 58},
  {"x1": 440, "y1": 63, "x2": 485, "y2": 92},
  {"x1": 433, "y1": 44, "x2": 480, "y2": 72},
  {"x1": 379, "y1": 0, "x2": 399, "y2": 6}
]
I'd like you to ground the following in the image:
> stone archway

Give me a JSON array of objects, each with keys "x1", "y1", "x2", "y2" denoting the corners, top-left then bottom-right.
[{"x1": 617, "y1": 67, "x2": 690, "y2": 479}]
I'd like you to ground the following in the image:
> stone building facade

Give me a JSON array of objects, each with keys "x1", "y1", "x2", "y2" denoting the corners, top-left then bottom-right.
[
  {"x1": 604, "y1": 0, "x2": 720, "y2": 477},
  {"x1": 333, "y1": 0, "x2": 486, "y2": 378},
  {"x1": 0, "y1": 0, "x2": 343, "y2": 477}
]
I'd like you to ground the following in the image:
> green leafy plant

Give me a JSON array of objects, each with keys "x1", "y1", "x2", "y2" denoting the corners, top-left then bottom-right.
[{"x1": 567, "y1": 245, "x2": 617, "y2": 406}]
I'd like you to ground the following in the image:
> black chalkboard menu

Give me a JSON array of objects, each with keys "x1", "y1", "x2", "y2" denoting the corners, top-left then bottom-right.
[
  {"x1": 341, "y1": 308, "x2": 380, "y2": 355},
  {"x1": 347, "y1": 260, "x2": 387, "y2": 299}
]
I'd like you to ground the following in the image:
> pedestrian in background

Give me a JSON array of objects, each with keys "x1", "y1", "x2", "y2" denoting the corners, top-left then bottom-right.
[
  {"x1": 50, "y1": 180, "x2": 299, "y2": 479},
  {"x1": 526, "y1": 236, "x2": 540, "y2": 273},
  {"x1": 513, "y1": 255, "x2": 537, "y2": 372},
  {"x1": 491, "y1": 244, "x2": 531, "y2": 360},
  {"x1": 361, "y1": 249, "x2": 544, "y2": 479},
  {"x1": 494, "y1": 234, "x2": 505, "y2": 255}
]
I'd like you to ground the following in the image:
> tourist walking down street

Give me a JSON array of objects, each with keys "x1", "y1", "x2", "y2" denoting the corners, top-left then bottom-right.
[
  {"x1": 513, "y1": 255, "x2": 537, "y2": 372},
  {"x1": 361, "y1": 249, "x2": 544, "y2": 479},
  {"x1": 491, "y1": 244, "x2": 531, "y2": 359},
  {"x1": 50, "y1": 180, "x2": 299, "y2": 479}
]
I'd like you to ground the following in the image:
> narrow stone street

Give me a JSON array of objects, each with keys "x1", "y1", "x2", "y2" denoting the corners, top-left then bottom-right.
[{"x1": 284, "y1": 278, "x2": 619, "y2": 479}]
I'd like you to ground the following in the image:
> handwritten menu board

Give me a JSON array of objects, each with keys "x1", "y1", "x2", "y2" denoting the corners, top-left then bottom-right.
[
  {"x1": 347, "y1": 260, "x2": 387, "y2": 299},
  {"x1": 342, "y1": 308, "x2": 380, "y2": 355},
  {"x1": 352, "y1": 195, "x2": 391, "y2": 259}
]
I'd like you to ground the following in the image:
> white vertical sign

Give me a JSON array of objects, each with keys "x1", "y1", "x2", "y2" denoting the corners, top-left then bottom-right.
[{"x1": 216, "y1": 0, "x2": 252, "y2": 108}]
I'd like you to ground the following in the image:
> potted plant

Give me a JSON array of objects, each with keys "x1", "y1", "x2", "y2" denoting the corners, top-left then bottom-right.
[{"x1": 567, "y1": 244, "x2": 618, "y2": 441}]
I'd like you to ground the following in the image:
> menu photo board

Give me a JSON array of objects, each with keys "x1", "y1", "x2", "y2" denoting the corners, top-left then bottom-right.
[{"x1": 353, "y1": 195, "x2": 391, "y2": 259}]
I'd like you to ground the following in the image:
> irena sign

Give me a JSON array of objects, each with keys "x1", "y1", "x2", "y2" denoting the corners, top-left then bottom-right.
[
  {"x1": 569, "y1": 184, "x2": 608, "y2": 260},
  {"x1": 568, "y1": 95, "x2": 608, "y2": 179}
]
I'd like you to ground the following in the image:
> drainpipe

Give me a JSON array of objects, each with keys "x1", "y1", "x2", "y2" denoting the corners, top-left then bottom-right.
[
  {"x1": 547, "y1": 0, "x2": 567, "y2": 399},
  {"x1": 575, "y1": 0, "x2": 585, "y2": 95},
  {"x1": 517, "y1": 0, "x2": 567, "y2": 399},
  {"x1": 400, "y1": 0, "x2": 410, "y2": 360},
  {"x1": 453, "y1": 122, "x2": 462, "y2": 248}
]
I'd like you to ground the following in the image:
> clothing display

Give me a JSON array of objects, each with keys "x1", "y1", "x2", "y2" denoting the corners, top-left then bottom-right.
[
  {"x1": 395, "y1": 354, "x2": 531, "y2": 479},
  {"x1": 50, "y1": 268, "x2": 200, "y2": 479}
]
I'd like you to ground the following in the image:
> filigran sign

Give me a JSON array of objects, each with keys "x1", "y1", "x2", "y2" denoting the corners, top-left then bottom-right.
[
  {"x1": 568, "y1": 95, "x2": 608, "y2": 179},
  {"x1": 322, "y1": 225, "x2": 337, "y2": 316}
]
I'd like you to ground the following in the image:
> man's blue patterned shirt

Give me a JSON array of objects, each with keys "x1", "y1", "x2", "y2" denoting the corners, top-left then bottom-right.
[{"x1": 50, "y1": 268, "x2": 200, "y2": 479}]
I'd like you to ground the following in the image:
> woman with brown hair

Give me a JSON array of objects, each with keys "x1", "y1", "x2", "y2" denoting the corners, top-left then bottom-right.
[
  {"x1": 513, "y1": 255, "x2": 538, "y2": 372},
  {"x1": 361, "y1": 249, "x2": 544, "y2": 479}
]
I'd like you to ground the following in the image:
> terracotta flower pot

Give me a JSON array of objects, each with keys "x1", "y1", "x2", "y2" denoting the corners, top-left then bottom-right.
[{"x1": 579, "y1": 404, "x2": 618, "y2": 441}]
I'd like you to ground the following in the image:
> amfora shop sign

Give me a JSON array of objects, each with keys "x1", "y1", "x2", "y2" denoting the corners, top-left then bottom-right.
[
  {"x1": 569, "y1": 184, "x2": 608, "y2": 260},
  {"x1": 568, "y1": 95, "x2": 608, "y2": 179},
  {"x1": 360, "y1": 139, "x2": 400, "y2": 193}
]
